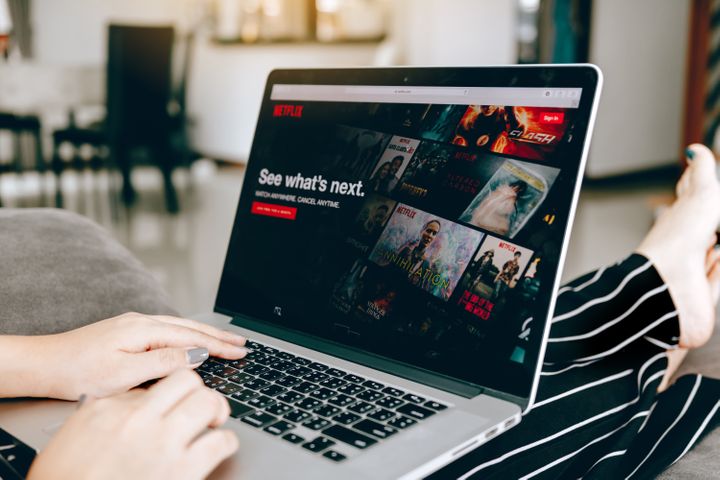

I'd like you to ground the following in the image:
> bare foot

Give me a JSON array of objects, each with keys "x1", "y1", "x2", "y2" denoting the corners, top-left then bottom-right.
[{"x1": 637, "y1": 144, "x2": 720, "y2": 349}]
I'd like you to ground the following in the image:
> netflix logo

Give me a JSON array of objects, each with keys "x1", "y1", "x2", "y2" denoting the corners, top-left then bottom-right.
[{"x1": 272, "y1": 104, "x2": 304, "y2": 118}]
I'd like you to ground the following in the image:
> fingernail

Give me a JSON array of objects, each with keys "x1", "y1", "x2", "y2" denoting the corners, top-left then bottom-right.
[
  {"x1": 77, "y1": 393, "x2": 87, "y2": 409},
  {"x1": 686, "y1": 147, "x2": 695, "y2": 161},
  {"x1": 186, "y1": 347, "x2": 209, "y2": 364}
]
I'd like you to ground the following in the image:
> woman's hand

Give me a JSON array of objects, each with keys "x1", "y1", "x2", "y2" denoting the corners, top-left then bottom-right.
[
  {"x1": 1, "y1": 312, "x2": 247, "y2": 400},
  {"x1": 27, "y1": 370, "x2": 239, "y2": 480}
]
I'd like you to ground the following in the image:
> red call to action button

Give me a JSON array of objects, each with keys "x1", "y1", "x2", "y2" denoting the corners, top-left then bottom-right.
[
  {"x1": 541, "y1": 112, "x2": 565, "y2": 124},
  {"x1": 251, "y1": 201, "x2": 297, "y2": 220}
]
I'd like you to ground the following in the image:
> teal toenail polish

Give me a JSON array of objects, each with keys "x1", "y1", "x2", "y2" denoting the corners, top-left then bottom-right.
[{"x1": 685, "y1": 148, "x2": 695, "y2": 161}]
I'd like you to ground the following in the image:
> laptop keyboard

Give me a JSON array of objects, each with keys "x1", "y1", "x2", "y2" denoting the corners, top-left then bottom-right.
[{"x1": 197, "y1": 340, "x2": 450, "y2": 462}]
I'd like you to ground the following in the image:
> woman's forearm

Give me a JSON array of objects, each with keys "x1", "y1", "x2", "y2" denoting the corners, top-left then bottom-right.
[{"x1": 0, "y1": 335, "x2": 56, "y2": 398}]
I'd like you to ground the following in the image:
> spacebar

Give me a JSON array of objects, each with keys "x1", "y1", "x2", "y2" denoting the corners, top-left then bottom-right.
[{"x1": 323, "y1": 425, "x2": 378, "y2": 449}]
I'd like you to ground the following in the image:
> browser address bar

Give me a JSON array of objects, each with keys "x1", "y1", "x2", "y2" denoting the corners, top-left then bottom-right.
[{"x1": 344, "y1": 86, "x2": 469, "y2": 96}]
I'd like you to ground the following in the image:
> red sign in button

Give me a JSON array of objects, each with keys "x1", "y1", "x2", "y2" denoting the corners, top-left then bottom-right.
[
  {"x1": 541, "y1": 112, "x2": 565, "y2": 124},
  {"x1": 251, "y1": 201, "x2": 297, "y2": 220}
]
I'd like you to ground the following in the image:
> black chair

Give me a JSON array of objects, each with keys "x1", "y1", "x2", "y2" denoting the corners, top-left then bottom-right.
[
  {"x1": 0, "y1": 112, "x2": 47, "y2": 207},
  {"x1": 52, "y1": 24, "x2": 183, "y2": 213}
]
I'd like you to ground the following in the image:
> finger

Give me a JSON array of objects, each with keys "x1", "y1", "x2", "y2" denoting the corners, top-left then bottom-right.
[
  {"x1": 138, "y1": 369, "x2": 205, "y2": 417},
  {"x1": 135, "y1": 323, "x2": 248, "y2": 359},
  {"x1": 165, "y1": 388, "x2": 230, "y2": 445},
  {"x1": 148, "y1": 315, "x2": 246, "y2": 347},
  {"x1": 120, "y1": 347, "x2": 213, "y2": 391},
  {"x1": 185, "y1": 429, "x2": 239, "y2": 480}
]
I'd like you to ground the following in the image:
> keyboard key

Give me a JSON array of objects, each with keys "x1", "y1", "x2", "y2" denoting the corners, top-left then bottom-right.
[
  {"x1": 304, "y1": 372, "x2": 329, "y2": 383},
  {"x1": 269, "y1": 360, "x2": 296, "y2": 371},
  {"x1": 323, "y1": 425, "x2": 377, "y2": 449},
  {"x1": 328, "y1": 394, "x2": 355, "y2": 407},
  {"x1": 282, "y1": 432, "x2": 305, "y2": 444},
  {"x1": 203, "y1": 377, "x2": 226, "y2": 389},
  {"x1": 217, "y1": 383, "x2": 241, "y2": 395},
  {"x1": 424, "y1": 400, "x2": 448, "y2": 411},
  {"x1": 244, "y1": 379, "x2": 270, "y2": 391},
  {"x1": 376, "y1": 397, "x2": 404, "y2": 409},
  {"x1": 337, "y1": 384, "x2": 365, "y2": 396},
  {"x1": 303, "y1": 418, "x2": 331, "y2": 431},
  {"x1": 245, "y1": 340, "x2": 261, "y2": 349},
  {"x1": 284, "y1": 409, "x2": 312, "y2": 423},
  {"x1": 309, "y1": 388, "x2": 334, "y2": 401},
  {"x1": 381, "y1": 387, "x2": 405, "y2": 397},
  {"x1": 325, "y1": 368, "x2": 347, "y2": 378},
  {"x1": 402, "y1": 394, "x2": 425, "y2": 404},
  {"x1": 312, "y1": 404, "x2": 341, "y2": 418},
  {"x1": 319, "y1": 377, "x2": 347, "y2": 389},
  {"x1": 241, "y1": 412, "x2": 277, "y2": 428},
  {"x1": 302, "y1": 436, "x2": 335, "y2": 452},
  {"x1": 287, "y1": 366, "x2": 312, "y2": 377},
  {"x1": 259, "y1": 385, "x2": 286, "y2": 397},
  {"x1": 216, "y1": 367, "x2": 239, "y2": 378},
  {"x1": 292, "y1": 382, "x2": 318, "y2": 394},
  {"x1": 348, "y1": 401, "x2": 375, "y2": 414},
  {"x1": 344, "y1": 374, "x2": 365, "y2": 384},
  {"x1": 387, "y1": 416, "x2": 416, "y2": 429},
  {"x1": 232, "y1": 388, "x2": 259, "y2": 402},
  {"x1": 276, "y1": 375, "x2": 302, "y2": 388},
  {"x1": 258, "y1": 369, "x2": 284, "y2": 382},
  {"x1": 254, "y1": 355, "x2": 275, "y2": 366},
  {"x1": 308, "y1": 362, "x2": 329, "y2": 372},
  {"x1": 276, "y1": 391, "x2": 304, "y2": 404},
  {"x1": 228, "y1": 399, "x2": 254, "y2": 419},
  {"x1": 261, "y1": 346, "x2": 279, "y2": 355},
  {"x1": 332, "y1": 411, "x2": 361, "y2": 425},
  {"x1": 323, "y1": 450, "x2": 347, "y2": 462},
  {"x1": 229, "y1": 359, "x2": 248, "y2": 369},
  {"x1": 228, "y1": 372, "x2": 251, "y2": 384},
  {"x1": 247, "y1": 395, "x2": 275, "y2": 409},
  {"x1": 353, "y1": 419, "x2": 398, "y2": 440},
  {"x1": 362, "y1": 380, "x2": 385, "y2": 391},
  {"x1": 396, "y1": 404, "x2": 435, "y2": 420},
  {"x1": 264, "y1": 402, "x2": 293, "y2": 416},
  {"x1": 276, "y1": 351, "x2": 295, "y2": 361},
  {"x1": 245, "y1": 365, "x2": 269, "y2": 376},
  {"x1": 263, "y1": 420, "x2": 295, "y2": 436},
  {"x1": 292, "y1": 357, "x2": 312, "y2": 366},
  {"x1": 367, "y1": 408, "x2": 395, "y2": 422},
  {"x1": 296, "y1": 398, "x2": 322, "y2": 411},
  {"x1": 357, "y1": 390, "x2": 384, "y2": 402}
]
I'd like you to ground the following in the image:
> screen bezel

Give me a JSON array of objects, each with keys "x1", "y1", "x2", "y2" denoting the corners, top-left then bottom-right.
[{"x1": 215, "y1": 65, "x2": 602, "y2": 411}]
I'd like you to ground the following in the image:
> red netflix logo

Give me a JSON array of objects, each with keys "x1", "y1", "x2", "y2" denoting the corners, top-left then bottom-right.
[
  {"x1": 541, "y1": 112, "x2": 564, "y2": 124},
  {"x1": 273, "y1": 104, "x2": 304, "y2": 118}
]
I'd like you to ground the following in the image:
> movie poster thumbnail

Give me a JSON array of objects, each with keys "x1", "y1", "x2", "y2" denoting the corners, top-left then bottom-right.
[
  {"x1": 367, "y1": 136, "x2": 420, "y2": 195},
  {"x1": 329, "y1": 259, "x2": 368, "y2": 315},
  {"x1": 419, "y1": 104, "x2": 467, "y2": 142},
  {"x1": 490, "y1": 106, "x2": 571, "y2": 161},
  {"x1": 353, "y1": 266, "x2": 403, "y2": 324},
  {"x1": 457, "y1": 236, "x2": 534, "y2": 321},
  {"x1": 458, "y1": 160, "x2": 560, "y2": 238},
  {"x1": 330, "y1": 125, "x2": 392, "y2": 180},
  {"x1": 369, "y1": 203, "x2": 484, "y2": 302},
  {"x1": 451, "y1": 105, "x2": 571, "y2": 162},
  {"x1": 395, "y1": 141, "x2": 455, "y2": 201},
  {"x1": 346, "y1": 194, "x2": 397, "y2": 253},
  {"x1": 366, "y1": 103, "x2": 432, "y2": 130}
]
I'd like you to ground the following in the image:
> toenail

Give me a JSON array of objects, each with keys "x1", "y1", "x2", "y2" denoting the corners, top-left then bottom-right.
[{"x1": 685, "y1": 147, "x2": 695, "y2": 161}]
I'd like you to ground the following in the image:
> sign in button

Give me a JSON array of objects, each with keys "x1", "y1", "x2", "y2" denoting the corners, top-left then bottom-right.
[{"x1": 251, "y1": 201, "x2": 297, "y2": 220}]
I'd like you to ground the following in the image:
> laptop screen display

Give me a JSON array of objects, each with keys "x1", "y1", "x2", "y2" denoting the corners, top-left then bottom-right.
[{"x1": 217, "y1": 68, "x2": 596, "y2": 398}]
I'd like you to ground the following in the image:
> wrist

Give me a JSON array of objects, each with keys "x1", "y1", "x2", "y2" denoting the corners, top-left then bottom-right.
[{"x1": 0, "y1": 334, "x2": 63, "y2": 398}]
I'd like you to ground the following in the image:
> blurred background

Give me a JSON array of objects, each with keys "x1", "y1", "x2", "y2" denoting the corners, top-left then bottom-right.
[{"x1": 0, "y1": 0, "x2": 713, "y2": 315}]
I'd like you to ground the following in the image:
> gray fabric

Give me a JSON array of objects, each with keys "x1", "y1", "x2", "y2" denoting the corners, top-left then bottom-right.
[
  {"x1": 659, "y1": 316, "x2": 720, "y2": 479},
  {"x1": 0, "y1": 208, "x2": 177, "y2": 335}
]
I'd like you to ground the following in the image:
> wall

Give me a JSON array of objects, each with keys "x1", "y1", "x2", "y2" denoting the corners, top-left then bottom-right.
[{"x1": 586, "y1": 0, "x2": 690, "y2": 177}]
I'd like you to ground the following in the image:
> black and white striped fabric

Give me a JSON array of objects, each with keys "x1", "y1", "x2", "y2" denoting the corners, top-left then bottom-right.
[{"x1": 430, "y1": 254, "x2": 720, "y2": 479}]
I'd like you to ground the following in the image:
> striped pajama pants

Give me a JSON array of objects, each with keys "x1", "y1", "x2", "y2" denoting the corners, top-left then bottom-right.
[{"x1": 429, "y1": 254, "x2": 720, "y2": 479}]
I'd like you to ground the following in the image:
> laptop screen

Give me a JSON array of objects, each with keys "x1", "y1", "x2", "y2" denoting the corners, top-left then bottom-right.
[{"x1": 217, "y1": 67, "x2": 599, "y2": 401}]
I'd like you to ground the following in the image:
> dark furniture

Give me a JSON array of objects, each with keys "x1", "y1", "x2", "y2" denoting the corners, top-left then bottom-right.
[{"x1": 0, "y1": 112, "x2": 47, "y2": 207}]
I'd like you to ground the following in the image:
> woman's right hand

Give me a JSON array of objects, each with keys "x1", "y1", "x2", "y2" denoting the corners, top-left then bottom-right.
[{"x1": 27, "y1": 370, "x2": 239, "y2": 480}]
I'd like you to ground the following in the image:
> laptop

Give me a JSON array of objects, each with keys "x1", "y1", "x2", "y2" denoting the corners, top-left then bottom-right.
[{"x1": 0, "y1": 65, "x2": 602, "y2": 479}]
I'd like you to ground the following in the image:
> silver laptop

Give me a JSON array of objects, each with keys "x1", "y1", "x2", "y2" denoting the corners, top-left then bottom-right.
[{"x1": 0, "y1": 65, "x2": 601, "y2": 479}]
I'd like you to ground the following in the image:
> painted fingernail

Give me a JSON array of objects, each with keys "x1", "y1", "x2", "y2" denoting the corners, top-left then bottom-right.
[
  {"x1": 186, "y1": 347, "x2": 209, "y2": 364},
  {"x1": 686, "y1": 147, "x2": 695, "y2": 161}
]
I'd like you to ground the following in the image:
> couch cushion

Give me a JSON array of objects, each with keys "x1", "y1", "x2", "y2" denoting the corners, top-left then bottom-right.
[{"x1": 0, "y1": 208, "x2": 177, "y2": 335}]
